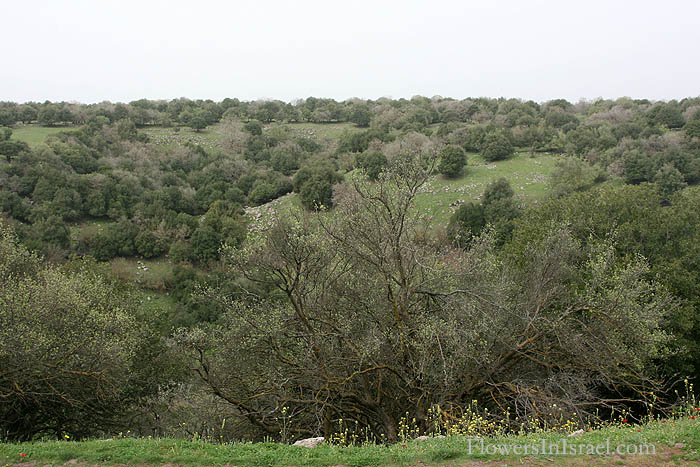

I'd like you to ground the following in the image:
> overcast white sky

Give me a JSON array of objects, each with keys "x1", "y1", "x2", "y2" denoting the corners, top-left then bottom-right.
[{"x1": 2, "y1": 0, "x2": 699, "y2": 104}]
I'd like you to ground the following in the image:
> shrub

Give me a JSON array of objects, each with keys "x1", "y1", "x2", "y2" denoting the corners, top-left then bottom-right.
[
  {"x1": 438, "y1": 145, "x2": 467, "y2": 178},
  {"x1": 355, "y1": 151, "x2": 387, "y2": 180},
  {"x1": 481, "y1": 132, "x2": 514, "y2": 161},
  {"x1": 135, "y1": 230, "x2": 167, "y2": 258},
  {"x1": 447, "y1": 202, "x2": 485, "y2": 245},
  {"x1": 0, "y1": 227, "x2": 174, "y2": 441}
]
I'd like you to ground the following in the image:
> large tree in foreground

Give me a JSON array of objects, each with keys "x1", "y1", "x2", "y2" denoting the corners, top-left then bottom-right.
[{"x1": 178, "y1": 149, "x2": 674, "y2": 442}]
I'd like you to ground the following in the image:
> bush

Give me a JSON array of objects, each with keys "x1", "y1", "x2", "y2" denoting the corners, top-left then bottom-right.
[
  {"x1": 191, "y1": 226, "x2": 221, "y2": 261},
  {"x1": 447, "y1": 202, "x2": 486, "y2": 246},
  {"x1": 135, "y1": 230, "x2": 167, "y2": 258},
  {"x1": 548, "y1": 158, "x2": 606, "y2": 198},
  {"x1": 248, "y1": 182, "x2": 277, "y2": 205},
  {"x1": 481, "y1": 132, "x2": 514, "y2": 161},
  {"x1": 299, "y1": 177, "x2": 333, "y2": 210},
  {"x1": 169, "y1": 240, "x2": 193, "y2": 263},
  {"x1": 355, "y1": 151, "x2": 387, "y2": 180},
  {"x1": 684, "y1": 119, "x2": 700, "y2": 138},
  {"x1": 438, "y1": 145, "x2": 467, "y2": 178},
  {"x1": 0, "y1": 227, "x2": 174, "y2": 441},
  {"x1": 654, "y1": 163, "x2": 687, "y2": 202}
]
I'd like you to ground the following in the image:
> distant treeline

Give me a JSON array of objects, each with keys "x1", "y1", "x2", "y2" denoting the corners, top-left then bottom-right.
[{"x1": 1, "y1": 95, "x2": 700, "y2": 131}]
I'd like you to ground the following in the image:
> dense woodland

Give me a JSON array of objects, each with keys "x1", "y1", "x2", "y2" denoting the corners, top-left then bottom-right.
[{"x1": 1, "y1": 95, "x2": 700, "y2": 443}]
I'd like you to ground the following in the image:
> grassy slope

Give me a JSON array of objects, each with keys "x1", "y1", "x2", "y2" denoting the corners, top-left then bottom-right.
[
  {"x1": 55, "y1": 123, "x2": 557, "y2": 319},
  {"x1": 416, "y1": 151, "x2": 559, "y2": 223},
  {"x1": 260, "y1": 151, "x2": 561, "y2": 225},
  {"x1": 1, "y1": 417, "x2": 698, "y2": 466},
  {"x1": 17, "y1": 124, "x2": 556, "y2": 226},
  {"x1": 10, "y1": 125, "x2": 70, "y2": 146},
  {"x1": 286, "y1": 121, "x2": 361, "y2": 140},
  {"x1": 140, "y1": 122, "x2": 362, "y2": 151},
  {"x1": 141, "y1": 126, "x2": 223, "y2": 150}
]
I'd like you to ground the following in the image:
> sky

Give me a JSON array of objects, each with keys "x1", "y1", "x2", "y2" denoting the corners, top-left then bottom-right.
[{"x1": 2, "y1": 0, "x2": 699, "y2": 104}]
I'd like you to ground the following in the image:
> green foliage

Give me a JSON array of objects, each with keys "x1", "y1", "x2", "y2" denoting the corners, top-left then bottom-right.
[
  {"x1": 179, "y1": 109, "x2": 208, "y2": 132},
  {"x1": 86, "y1": 220, "x2": 139, "y2": 260},
  {"x1": 4, "y1": 96, "x2": 700, "y2": 444},
  {"x1": 349, "y1": 103, "x2": 372, "y2": 127},
  {"x1": 35, "y1": 215, "x2": 70, "y2": 249},
  {"x1": 243, "y1": 119, "x2": 263, "y2": 136},
  {"x1": 544, "y1": 109, "x2": 578, "y2": 129},
  {"x1": 168, "y1": 240, "x2": 193, "y2": 263},
  {"x1": 181, "y1": 153, "x2": 674, "y2": 442},
  {"x1": 355, "y1": 151, "x2": 387, "y2": 180},
  {"x1": 201, "y1": 200, "x2": 246, "y2": 247},
  {"x1": 0, "y1": 127, "x2": 11, "y2": 141},
  {"x1": 647, "y1": 103, "x2": 685, "y2": 129},
  {"x1": 654, "y1": 163, "x2": 687, "y2": 202},
  {"x1": 0, "y1": 139, "x2": 29, "y2": 163},
  {"x1": 507, "y1": 184, "x2": 700, "y2": 377},
  {"x1": 190, "y1": 226, "x2": 221, "y2": 261},
  {"x1": 548, "y1": 158, "x2": 606, "y2": 197},
  {"x1": 114, "y1": 119, "x2": 136, "y2": 141},
  {"x1": 248, "y1": 182, "x2": 277, "y2": 206},
  {"x1": 437, "y1": 144, "x2": 467, "y2": 178},
  {"x1": 482, "y1": 177, "x2": 514, "y2": 206},
  {"x1": 449, "y1": 178, "x2": 520, "y2": 247},
  {"x1": 337, "y1": 128, "x2": 392, "y2": 153},
  {"x1": 293, "y1": 162, "x2": 342, "y2": 210},
  {"x1": 299, "y1": 176, "x2": 333, "y2": 210},
  {"x1": 447, "y1": 202, "x2": 485, "y2": 245},
  {"x1": 684, "y1": 118, "x2": 700, "y2": 138},
  {"x1": 135, "y1": 231, "x2": 167, "y2": 258},
  {"x1": 0, "y1": 226, "x2": 176, "y2": 441},
  {"x1": 481, "y1": 132, "x2": 514, "y2": 161},
  {"x1": 452, "y1": 124, "x2": 489, "y2": 151},
  {"x1": 624, "y1": 150, "x2": 656, "y2": 184}
]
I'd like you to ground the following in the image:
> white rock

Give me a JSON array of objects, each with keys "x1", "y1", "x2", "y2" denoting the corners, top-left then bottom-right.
[
  {"x1": 568, "y1": 429, "x2": 585, "y2": 437},
  {"x1": 414, "y1": 435, "x2": 446, "y2": 441},
  {"x1": 293, "y1": 436, "x2": 325, "y2": 448}
]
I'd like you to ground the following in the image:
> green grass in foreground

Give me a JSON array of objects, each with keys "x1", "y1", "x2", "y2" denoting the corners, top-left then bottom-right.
[
  {"x1": 10, "y1": 125, "x2": 70, "y2": 146},
  {"x1": 2, "y1": 417, "x2": 698, "y2": 466}
]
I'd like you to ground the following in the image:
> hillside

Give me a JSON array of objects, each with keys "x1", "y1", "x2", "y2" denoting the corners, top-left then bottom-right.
[{"x1": 2, "y1": 96, "x2": 700, "y2": 451}]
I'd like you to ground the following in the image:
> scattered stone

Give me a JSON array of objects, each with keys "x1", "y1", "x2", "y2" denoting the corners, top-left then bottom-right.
[
  {"x1": 414, "y1": 435, "x2": 446, "y2": 441},
  {"x1": 293, "y1": 436, "x2": 325, "y2": 448},
  {"x1": 674, "y1": 442, "x2": 686, "y2": 449}
]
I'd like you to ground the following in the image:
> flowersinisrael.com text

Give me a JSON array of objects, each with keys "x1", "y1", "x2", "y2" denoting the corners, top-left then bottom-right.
[{"x1": 466, "y1": 438, "x2": 656, "y2": 456}]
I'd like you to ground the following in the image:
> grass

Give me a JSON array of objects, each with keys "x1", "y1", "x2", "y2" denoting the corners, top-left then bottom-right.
[
  {"x1": 141, "y1": 121, "x2": 363, "y2": 151},
  {"x1": 141, "y1": 126, "x2": 223, "y2": 150},
  {"x1": 68, "y1": 218, "x2": 112, "y2": 245},
  {"x1": 10, "y1": 125, "x2": 70, "y2": 146},
  {"x1": 109, "y1": 257, "x2": 176, "y2": 290},
  {"x1": 67, "y1": 220, "x2": 177, "y2": 290},
  {"x1": 415, "y1": 151, "x2": 560, "y2": 223},
  {"x1": 286, "y1": 121, "x2": 363, "y2": 140},
  {"x1": 1, "y1": 417, "x2": 698, "y2": 466},
  {"x1": 254, "y1": 151, "x2": 561, "y2": 227}
]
